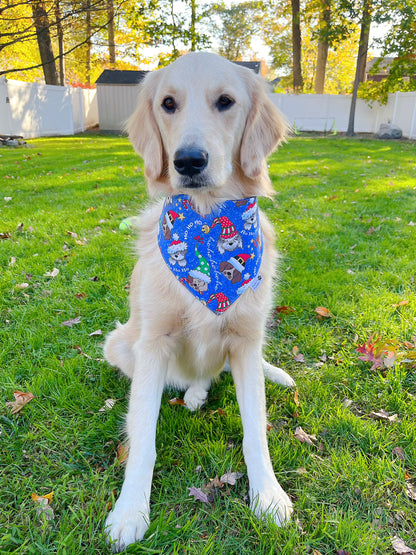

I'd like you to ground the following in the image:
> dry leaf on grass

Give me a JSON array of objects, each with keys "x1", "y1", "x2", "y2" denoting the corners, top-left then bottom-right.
[
  {"x1": 294, "y1": 426, "x2": 317, "y2": 446},
  {"x1": 315, "y1": 306, "x2": 332, "y2": 318},
  {"x1": 188, "y1": 486, "x2": 211, "y2": 505},
  {"x1": 292, "y1": 346, "x2": 305, "y2": 363},
  {"x1": 6, "y1": 390, "x2": 35, "y2": 414},
  {"x1": 44, "y1": 268, "x2": 59, "y2": 278},
  {"x1": 73, "y1": 345, "x2": 104, "y2": 362},
  {"x1": 89, "y1": 329, "x2": 102, "y2": 336},
  {"x1": 169, "y1": 397, "x2": 186, "y2": 406},
  {"x1": 392, "y1": 446, "x2": 405, "y2": 461},
  {"x1": 98, "y1": 399, "x2": 116, "y2": 412},
  {"x1": 220, "y1": 472, "x2": 243, "y2": 485},
  {"x1": 116, "y1": 443, "x2": 129, "y2": 465},
  {"x1": 32, "y1": 491, "x2": 54, "y2": 521},
  {"x1": 405, "y1": 481, "x2": 416, "y2": 501},
  {"x1": 368, "y1": 409, "x2": 399, "y2": 423},
  {"x1": 61, "y1": 316, "x2": 81, "y2": 327},
  {"x1": 391, "y1": 536, "x2": 415, "y2": 554}
]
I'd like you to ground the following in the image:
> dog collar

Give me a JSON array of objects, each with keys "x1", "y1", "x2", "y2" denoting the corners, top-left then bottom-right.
[{"x1": 158, "y1": 195, "x2": 263, "y2": 314}]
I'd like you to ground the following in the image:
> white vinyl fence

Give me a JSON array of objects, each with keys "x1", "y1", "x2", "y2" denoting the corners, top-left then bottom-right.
[
  {"x1": 1, "y1": 75, "x2": 415, "y2": 140},
  {"x1": 0, "y1": 78, "x2": 98, "y2": 138},
  {"x1": 270, "y1": 91, "x2": 416, "y2": 139}
]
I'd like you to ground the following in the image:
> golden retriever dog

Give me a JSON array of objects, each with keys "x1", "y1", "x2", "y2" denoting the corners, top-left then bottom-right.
[{"x1": 104, "y1": 51, "x2": 295, "y2": 552}]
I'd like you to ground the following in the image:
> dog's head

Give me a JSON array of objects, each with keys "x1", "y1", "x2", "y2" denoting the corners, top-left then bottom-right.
[{"x1": 127, "y1": 52, "x2": 287, "y2": 198}]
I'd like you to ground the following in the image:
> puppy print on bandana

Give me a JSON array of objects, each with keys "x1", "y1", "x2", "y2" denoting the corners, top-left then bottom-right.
[
  {"x1": 158, "y1": 195, "x2": 263, "y2": 315},
  {"x1": 242, "y1": 198, "x2": 258, "y2": 230},
  {"x1": 167, "y1": 234, "x2": 188, "y2": 266}
]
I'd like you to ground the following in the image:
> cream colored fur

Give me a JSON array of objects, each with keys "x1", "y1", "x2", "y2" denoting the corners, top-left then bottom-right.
[{"x1": 104, "y1": 52, "x2": 295, "y2": 552}]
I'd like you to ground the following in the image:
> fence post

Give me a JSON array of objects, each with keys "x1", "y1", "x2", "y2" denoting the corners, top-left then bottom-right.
[
  {"x1": 409, "y1": 94, "x2": 416, "y2": 140},
  {"x1": 392, "y1": 92, "x2": 399, "y2": 125}
]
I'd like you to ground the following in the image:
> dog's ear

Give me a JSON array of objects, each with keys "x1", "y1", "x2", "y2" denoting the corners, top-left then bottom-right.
[
  {"x1": 126, "y1": 72, "x2": 166, "y2": 183},
  {"x1": 240, "y1": 75, "x2": 287, "y2": 179}
]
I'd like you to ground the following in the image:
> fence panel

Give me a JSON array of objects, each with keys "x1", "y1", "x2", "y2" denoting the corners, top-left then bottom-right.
[{"x1": 0, "y1": 79, "x2": 97, "y2": 138}]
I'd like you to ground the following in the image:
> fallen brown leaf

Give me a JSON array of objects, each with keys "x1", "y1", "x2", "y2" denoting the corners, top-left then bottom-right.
[
  {"x1": 73, "y1": 345, "x2": 105, "y2": 362},
  {"x1": 368, "y1": 409, "x2": 398, "y2": 422},
  {"x1": 61, "y1": 316, "x2": 81, "y2": 327},
  {"x1": 405, "y1": 481, "x2": 416, "y2": 501},
  {"x1": 292, "y1": 346, "x2": 305, "y2": 363},
  {"x1": 116, "y1": 443, "x2": 129, "y2": 465},
  {"x1": 220, "y1": 472, "x2": 243, "y2": 485},
  {"x1": 294, "y1": 426, "x2": 317, "y2": 446},
  {"x1": 391, "y1": 535, "x2": 415, "y2": 554},
  {"x1": 393, "y1": 300, "x2": 409, "y2": 308},
  {"x1": 188, "y1": 486, "x2": 211, "y2": 505},
  {"x1": 315, "y1": 306, "x2": 331, "y2": 318},
  {"x1": 392, "y1": 446, "x2": 405, "y2": 461},
  {"x1": 6, "y1": 390, "x2": 35, "y2": 414},
  {"x1": 169, "y1": 397, "x2": 186, "y2": 406}
]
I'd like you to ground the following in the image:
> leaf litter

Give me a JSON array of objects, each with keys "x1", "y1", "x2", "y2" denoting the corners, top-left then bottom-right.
[
  {"x1": 188, "y1": 471, "x2": 244, "y2": 505},
  {"x1": 6, "y1": 391, "x2": 35, "y2": 414}
]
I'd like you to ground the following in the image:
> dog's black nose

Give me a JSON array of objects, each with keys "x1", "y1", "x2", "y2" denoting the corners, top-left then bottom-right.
[{"x1": 174, "y1": 148, "x2": 208, "y2": 177}]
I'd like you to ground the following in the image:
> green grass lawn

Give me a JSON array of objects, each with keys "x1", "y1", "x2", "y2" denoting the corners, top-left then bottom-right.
[{"x1": 1, "y1": 135, "x2": 415, "y2": 554}]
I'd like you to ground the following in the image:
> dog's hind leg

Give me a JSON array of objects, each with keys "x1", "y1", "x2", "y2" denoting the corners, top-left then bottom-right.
[
  {"x1": 103, "y1": 322, "x2": 138, "y2": 379},
  {"x1": 262, "y1": 359, "x2": 295, "y2": 388},
  {"x1": 184, "y1": 380, "x2": 211, "y2": 411},
  {"x1": 223, "y1": 357, "x2": 295, "y2": 388}
]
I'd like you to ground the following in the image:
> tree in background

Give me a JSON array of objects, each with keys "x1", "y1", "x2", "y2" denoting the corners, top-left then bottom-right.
[
  {"x1": 209, "y1": 1, "x2": 263, "y2": 61},
  {"x1": 359, "y1": 0, "x2": 416, "y2": 103}
]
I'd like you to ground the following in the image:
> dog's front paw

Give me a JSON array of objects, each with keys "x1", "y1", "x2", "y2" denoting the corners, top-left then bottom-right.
[
  {"x1": 184, "y1": 385, "x2": 208, "y2": 411},
  {"x1": 105, "y1": 503, "x2": 149, "y2": 553},
  {"x1": 250, "y1": 484, "x2": 293, "y2": 527}
]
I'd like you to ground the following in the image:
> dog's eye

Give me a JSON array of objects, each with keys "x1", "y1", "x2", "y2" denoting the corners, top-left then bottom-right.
[
  {"x1": 162, "y1": 97, "x2": 177, "y2": 113},
  {"x1": 216, "y1": 95, "x2": 234, "y2": 111}
]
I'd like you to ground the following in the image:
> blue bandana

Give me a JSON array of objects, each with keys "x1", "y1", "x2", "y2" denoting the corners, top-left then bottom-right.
[{"x1": 158, "y1": 195, "x2": 263, "y2": 314}]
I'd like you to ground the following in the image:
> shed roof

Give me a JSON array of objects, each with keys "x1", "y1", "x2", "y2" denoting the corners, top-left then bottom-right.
[
  {"x1": 233, "y1": 61, "x2": 261, "y2": 74},
  {"x1": 96, "y1": 70, "x2": 149, "y2": 85}
]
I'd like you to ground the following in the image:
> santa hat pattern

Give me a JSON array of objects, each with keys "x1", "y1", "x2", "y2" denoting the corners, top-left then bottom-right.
[
  {"x1": 207, "y1": 292, "x2": 231, "y2": 313},
  {"x1": 228, "y1": 253, "x2": 251, "y2": 273},
  {"x1": 242, "y1": 199, "x2": 257, "y2": 221},
  {"x1": 211, "y1": 216, "x2": 237, "y2": 240},
  {"x1": 189, "y1": 248, "x2": 211, "y2": 283},
  {"x1": 167, "y1": 233, "x2": 187, "y2": 254},
  {"x1": 237, "y1": 273, "x2": 252, "y2": 295},
  {"x1": 165, "y1": 210, "x2": 179, "y2": 230}
]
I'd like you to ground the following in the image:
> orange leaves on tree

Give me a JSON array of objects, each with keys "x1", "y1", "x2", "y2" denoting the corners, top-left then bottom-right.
[{"x1": 6, "y1": 390, "x2": 35, "y2": 414}]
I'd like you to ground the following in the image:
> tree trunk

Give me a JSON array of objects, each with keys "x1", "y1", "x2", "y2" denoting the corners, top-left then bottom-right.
[
  {"x1": 107, "y1": 0, "x2": 115, "y2": 67},
  {"x1": 55, "y1": 0, "x2": 65, "y2": 86},
  {"x1": 314, "y1": 0, "x2": 331, "y2": 94},
  {"x1": 346, "y1": 0, "x2": 372, "y2": 136},
  {"x1": 31, "y1": 0, "x2": 59, "y2": 85},
  {"x1": 291, "y1": 0, "x2": 303, "y2": 92},
  {"x1": 86, "y1": 0, "x2": 92, "y2": 84},
  {"x1": 190, "y1": 0, "x2": 196, "y2": 51}
]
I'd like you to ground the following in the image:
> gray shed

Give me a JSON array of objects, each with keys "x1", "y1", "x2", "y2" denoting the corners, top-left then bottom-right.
[{"x1": 95, "y1": 70, "x2": 148, "y2": 132}]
